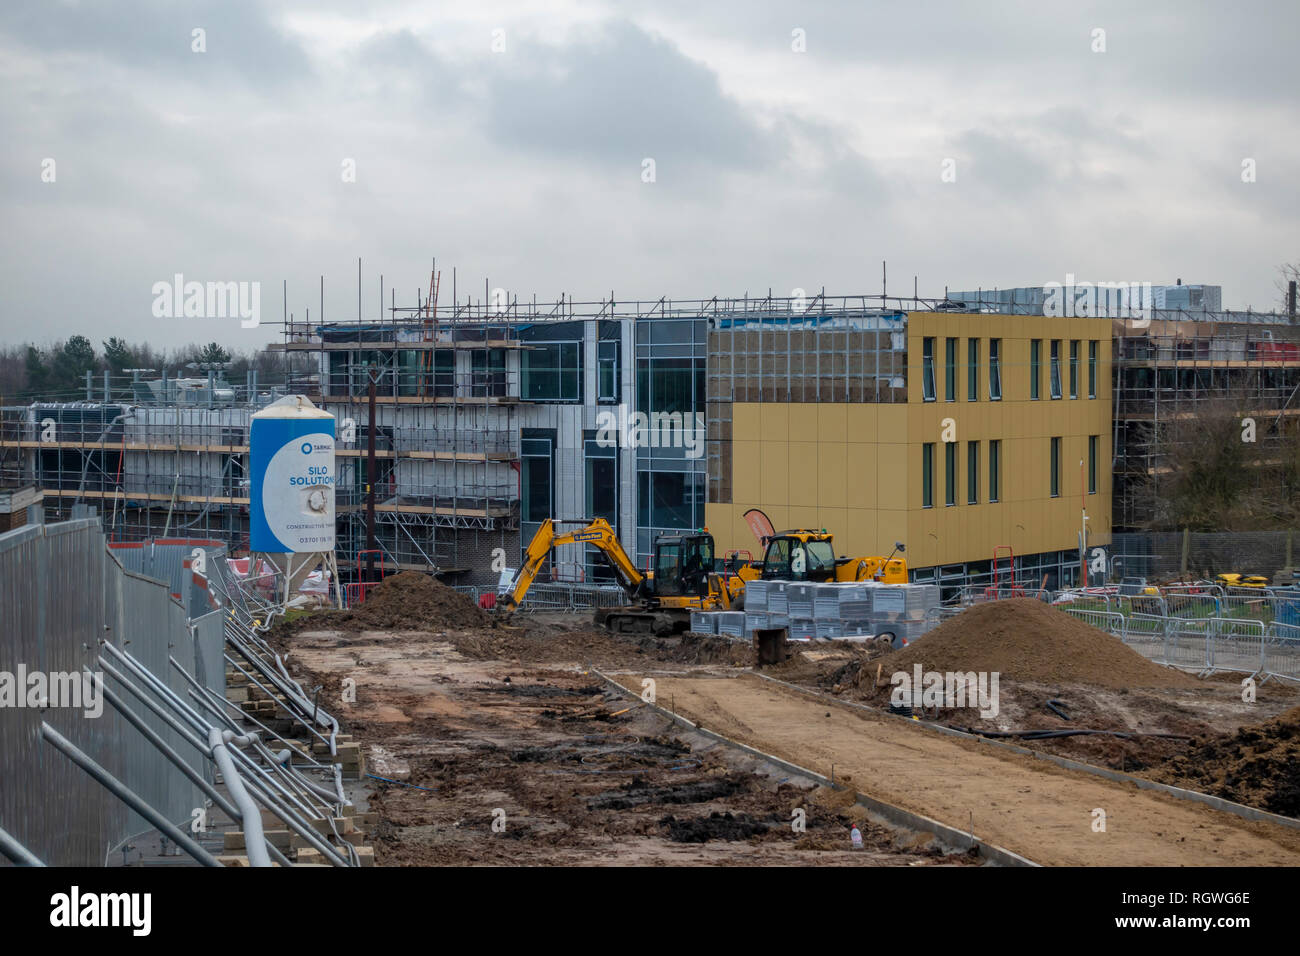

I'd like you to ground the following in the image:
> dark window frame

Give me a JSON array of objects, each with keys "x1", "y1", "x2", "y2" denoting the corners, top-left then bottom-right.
[
  {"x1": 988, "y1": 339, "x2": 1002, "y2": 401},
  {"x1": 1030, "y1": 339, "x2": 1041, "y2": 400},
  {"x1": 1050, "y1": 436, "x2": 1061, "y2": 498},
  {"x1": 967, "y1": 441, "x2": 979, "y2": 504},
  {"x1": 945, "y1": 441, "x2": 957, "y2": 507},
  {"x1": 967, "y1": 339, "x2": 979, "y2": 402},
  {"x1": 922, "y1": 338, "x2": 936, "y2": 402},
  {"x1": 922, "y1": 442, "x2": 934, "y2": 508},
  {"x1": 989, "y1": 439, "x2": 1001, "y2": 503}
]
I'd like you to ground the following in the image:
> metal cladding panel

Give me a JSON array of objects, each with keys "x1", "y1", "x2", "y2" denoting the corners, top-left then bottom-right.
[{"x1": 249, "y1": 398, "x2": 336, "y2": 553}]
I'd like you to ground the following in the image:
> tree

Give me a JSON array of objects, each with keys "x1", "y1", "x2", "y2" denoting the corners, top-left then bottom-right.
[
  {"x1": 23, "y1": 346, "x2": 49, "y2": 400},
  {"x1": 102, "y1": 337, "x2": 135, "y2": 374},
  {"x1": 1276, "y1": 261, "x2": 1300, "y2": 314},
  {"x1": 1134, "y1": 393, "x2": 1300, "y2": 531},
  {"x1": 194, "y1": 342, "x2": 231, "y2": 366},
  {"x1": 50, "y1": 335, "x2": 97, "y2": 394}
]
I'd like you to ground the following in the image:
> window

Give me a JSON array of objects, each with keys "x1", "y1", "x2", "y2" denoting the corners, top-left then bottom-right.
[
  {"x1": 967, "y1": 442, "x2": 979, "y2": 504},
  {"x1": 989, "y1": 440, "x2": 1001, "y2": 502},
  {"x1": 1050, "y1": 340, "x2": 1062, "y2": 399},
  {"x1": 1088, "y1": 435, "x2": 1098, "y2": 494},
  {"x1": 1069, "y1": 340, "x2": 1079, "y2": 399},
  {"x1": 523, "y1": 342, "x2": 581, "y2": 401},
  {"x1": 988, "y1": 339, "x2": 1002, "y2": 400},
  {"x1": 922, "y1": 443, "x2": 934, "y2": 507},
  {"x1": 638, "y1": 470, "x2": 702, "y2": 530},
  {"x1": 432, "y1": 351, "x2": 454, "y2": 397},
  {"x1": 637, "y1": 357, "x2": 702, "y2": 416},
  {"x1": 598, "y1": 340, "x2": 619, "y2": 403},
  {"x1": 584, "y1": 437, "x2": 618, "y2": 581},
  {"x1": 945, "y1": 441, "x2": 957, "y2": 506},
  {"x1": 1088, "y1": 340, "x2": 1098, "y2": 398},
  {"x1": 1030, "y1": 339, "x2": 1041, "y2": 400},
  {"x1": 945, "y1": 338, "x2": 957, "y2": 401},
  {"x1": 967, "y1": 339, "x2": 979, "y2": 402},
  {"x1": 922, "y1": 338, "x2": 936, "y2": 401},
  {"x1": 1050, "y1": 437, "x2": 1061, "y2": 497},
  {"x1": 521, "y1": 437, "x2": 553, "y2": 523},
  {"x1": 471, "y1": 349, "x2": 506, "y2": 397}
]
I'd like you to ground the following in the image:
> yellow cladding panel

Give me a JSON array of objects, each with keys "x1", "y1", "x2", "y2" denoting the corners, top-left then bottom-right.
[
  {"x1": 709, "y1": 312, "x2": 1112, "y2": 569},
  {"x1": 759, "y1": 439, "x2": 789, "y2": 503},
  {"x1": 846, "y1": 405, "x2": 878, "y2": 443},
  {"x1": 733, "y1": 403, "x2": 760, "y2": 441},
  {"x1": 876, "y1": 444, "x2": 908, "y2": 510},
  {"x1": 789, "y1": 442, "x2": 819, "y2": 506},
  {"x1": 819, "y1": 404, "x2": 847, "y2": 444},
  {"x1": 818, "y1": 441, "x2": 847, "y2": 507},
  {"x1": 789, "y1": 405, "x2": 818, "y2": 444},
  {"x1": 877, "y1": 407, "x2": 907, "y2": 444},
  {"x1": 732, "y1": 439, "x2": 760, "y2": 502},
  {"x1": 761, "y1": 404, "x2": 789, "y2": 441}
]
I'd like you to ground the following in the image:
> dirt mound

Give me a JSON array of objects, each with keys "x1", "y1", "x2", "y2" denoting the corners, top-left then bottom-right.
[
  {"x1": 885, "y1": 598, "x2": 1198, "y2": 689},
  {"x1": 1152, "y1": 706, "x2": 1300, "y2": 817},
  {"x1": 337, "y1": 571, "x2": 489, "y2": 631}
]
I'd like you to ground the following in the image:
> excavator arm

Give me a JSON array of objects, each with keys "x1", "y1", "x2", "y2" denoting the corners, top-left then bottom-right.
[{"x1": 501, "y1": 518, "x2": 645, "y2": 612}]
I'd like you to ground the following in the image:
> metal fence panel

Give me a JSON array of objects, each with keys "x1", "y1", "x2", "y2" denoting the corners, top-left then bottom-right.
[
  {"x1": 1164, "y1": 618, "x2": 1212, "y2": 670},
  {"x1": 1207, "y1": 618, "x2": 1265, "y2": 675},
  {"x1": 0, "y1": 520, "x2": 224, "y2": 866},
  {"x1": 1265, "y1": 623, "x2": 1300, "y2": 683}
]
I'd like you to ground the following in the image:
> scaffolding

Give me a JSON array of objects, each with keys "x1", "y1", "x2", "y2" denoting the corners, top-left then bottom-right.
[
  {"x1": 12, "y1": 279, "x2": 1296, "y2": 584},
  {"x1": 1111, "y1": 316, "x2": 1300, "y2": 530}
]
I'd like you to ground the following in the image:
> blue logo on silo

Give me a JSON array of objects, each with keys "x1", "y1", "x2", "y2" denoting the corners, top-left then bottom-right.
[{"x1": 300, "y1": 441, "x2": 313, "y2": 454}]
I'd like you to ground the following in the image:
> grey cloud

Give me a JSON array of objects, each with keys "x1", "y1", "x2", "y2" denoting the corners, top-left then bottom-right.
[
  {"x1": 0, "y1": 0, "x2": 311, "y2": 87},
  {"x1": 480, "y1": 21, "x2": 779, "y2": 175}
]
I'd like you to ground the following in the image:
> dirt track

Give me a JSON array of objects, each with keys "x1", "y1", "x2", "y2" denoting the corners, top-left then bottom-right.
[{"x1": 612, "y1": 673, "x2": 1300, "y2": 866}]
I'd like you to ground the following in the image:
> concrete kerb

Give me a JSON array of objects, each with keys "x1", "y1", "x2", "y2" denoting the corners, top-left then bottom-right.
[
  {"x1": 589, "y1": 667, "x2": 1039, "y2": 867},
  {"x1": 750, "y1": 670, "x2": 1300, "y2": 834}
]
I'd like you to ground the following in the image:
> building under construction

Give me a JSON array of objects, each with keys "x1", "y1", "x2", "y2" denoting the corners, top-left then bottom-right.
[{"x1": 3, "y1": 281, "x2": 1297, "y2": 591}]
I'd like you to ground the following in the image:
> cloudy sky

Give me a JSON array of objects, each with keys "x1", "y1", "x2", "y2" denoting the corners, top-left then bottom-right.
[{"x1": 2, "y1": 0, "x2": 1297, "y2": 350}]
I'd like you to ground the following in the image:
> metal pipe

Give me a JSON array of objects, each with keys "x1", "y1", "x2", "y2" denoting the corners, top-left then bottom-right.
[
  {"x1": 103, "y1": 642, "x2": 211, "y2": 737},
  {"x1": 97, "y1": 655, "x2": 213, "y2": 758},
  {"x1": 0, "y1": 825, "x2": 45, "y2": 866},
  {"x1": 40, "y1": 722, "x2": 221, "y2": 867},
  {"x1": 210, "y1": 728, "x2": 272, "y2": 867},
  {"x1": 93, "y1": 672, "x2": 241, "y2": 822},
  {"x1": 222, "y1": 652, "x2": 330, "y2": 748},
  {"x1": 185, "y1": 686, "x2": 337, "y2": 816}
]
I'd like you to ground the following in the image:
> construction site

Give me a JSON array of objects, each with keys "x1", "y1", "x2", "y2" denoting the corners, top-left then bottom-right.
[{"x1": 3, "y1": 278, "x2": 1300, "y2": 877}]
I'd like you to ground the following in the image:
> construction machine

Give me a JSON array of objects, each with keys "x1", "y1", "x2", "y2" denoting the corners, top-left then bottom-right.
[
  {"x1": 757, "y1": 530, "x2": 908, "y2": 584},
  {"x1": 499, "y1": 518, "x2": 754, "y2": 634}
]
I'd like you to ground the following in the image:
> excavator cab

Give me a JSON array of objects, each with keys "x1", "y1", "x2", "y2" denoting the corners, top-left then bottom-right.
[
  {"x1": 652, "y1": 533, "x2": 714, "y2": 597},
  {"x1": 760, "y1": 532, "x2": 837, "y2": 582}
]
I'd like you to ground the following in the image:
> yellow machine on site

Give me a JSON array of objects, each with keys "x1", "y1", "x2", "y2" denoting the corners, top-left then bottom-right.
[
  {"x1": 756, "y1": 530, "x2": 908, "y2": 585},
  {"x1": 499, "y1": 518, "x2": 757, "y2": 634}
]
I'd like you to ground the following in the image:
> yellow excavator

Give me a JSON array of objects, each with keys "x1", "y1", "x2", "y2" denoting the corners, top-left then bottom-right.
[{"x1": 499, "y1": 518, "x2": 756, "y2": 634}]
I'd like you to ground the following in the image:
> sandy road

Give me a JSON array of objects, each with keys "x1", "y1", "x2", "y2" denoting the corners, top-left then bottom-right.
[{"x1": 616, "y1": 673, "x2": 1300, "y2": 866}]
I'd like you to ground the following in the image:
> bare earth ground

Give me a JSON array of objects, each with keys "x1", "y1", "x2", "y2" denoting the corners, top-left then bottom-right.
[
  {"x1": 278, "y1": 626, "x2": 971, "y2": 866},
  {"x1": 608, "y1": 672, "x2": 1300, "y2": 867},
  {"x1": 271, "y1": 584, "x2": 1300, "y2": 866}
]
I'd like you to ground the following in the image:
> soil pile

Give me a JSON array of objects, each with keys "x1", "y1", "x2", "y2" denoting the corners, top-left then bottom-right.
[
  {"x1": 1153, "y1": 706, "x2": 1300, "y2": 817},
  {"x1": 338, "y1": 571, "x2": 489, "y2": 631},
  {"x1": 885, "y1": 598, "x2": 1198, "y2": 689}
]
